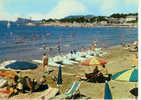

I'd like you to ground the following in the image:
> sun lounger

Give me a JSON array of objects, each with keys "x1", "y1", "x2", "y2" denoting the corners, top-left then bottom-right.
[
  {"x1": 38, "y1": 87, "x2": 59, "y2": 99},
  {"x1": 56, "y1": 81, "x2": 81, "y2": 99}
]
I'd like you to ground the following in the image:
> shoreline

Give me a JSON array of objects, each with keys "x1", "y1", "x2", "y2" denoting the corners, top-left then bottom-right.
[
  {"x1": 0, "y1": 44, "x2": 130, "y2": 62},
  {"x1": 26, "y1": 22, "x2": 138, "y2": 28}
]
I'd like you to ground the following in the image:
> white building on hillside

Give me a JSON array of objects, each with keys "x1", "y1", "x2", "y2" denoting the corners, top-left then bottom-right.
[{"x1": 126, "y1": 16, "x2": 137, "y2": 22}]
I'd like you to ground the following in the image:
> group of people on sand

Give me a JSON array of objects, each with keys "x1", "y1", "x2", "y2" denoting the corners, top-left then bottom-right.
[
  {"x1": 121, "y1": 40, "x2": 138, "y2": 52},
  {"x1": 0, "y1": 75, "x2": 48, "y2": 98},
  {"x1": 128, "y1": 40, "x2": 138, "y2": 52},
  {"x1": 85, "y1": 65, "x2": 112, "y2": 83}
]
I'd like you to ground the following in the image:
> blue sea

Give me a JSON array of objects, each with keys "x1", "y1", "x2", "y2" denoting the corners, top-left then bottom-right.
[{"x1": 0, "y1": 23, "x2": 138, "y2": 60}]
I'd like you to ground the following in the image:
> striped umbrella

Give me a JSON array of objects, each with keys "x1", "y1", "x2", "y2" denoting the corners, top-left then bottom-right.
[
  {"x1": 81, "y1": 57, "x2": 107, "y2": 66},
  {"x1": 111, "y1": 68, "x2": 138, "y2": 82},
  {"x1": 104, "y1": 81, "x2": 112, "y2": 100}
]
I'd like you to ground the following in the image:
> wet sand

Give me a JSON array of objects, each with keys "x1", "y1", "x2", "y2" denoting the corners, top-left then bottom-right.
[{"x1": 1, "y1": 45, "x2": 138, "y2": 99}]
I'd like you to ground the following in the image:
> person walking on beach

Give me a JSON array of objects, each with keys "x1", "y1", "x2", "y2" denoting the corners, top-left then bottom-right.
[
  {"x1": 42, "y1": 53, "x2": 48, "y2": 71},
  {"x1": 42, "y1": 43, "x2": 46, "y2": 50}
]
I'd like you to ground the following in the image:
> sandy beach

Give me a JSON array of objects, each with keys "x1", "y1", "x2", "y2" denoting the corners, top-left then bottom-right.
[{"x1": 0, "y1": 44, "x2": 136, "y2": 100}]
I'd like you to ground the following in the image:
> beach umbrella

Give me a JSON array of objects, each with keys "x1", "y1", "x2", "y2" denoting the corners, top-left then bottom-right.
[
  {"x1": 5, "y1": 61, "x2": 38, "y2": 70},
  {"x1": 104, "y1": 81, "x2": 112, "y2": 100},
  {"x1": 111, "y1": 68, "x2": 138, "y2": 82},
  {"x1": 57, "y1": 65, "x2": 62, "y2": 85},
  {"x1": 81, "y1": 57, "x2": 107, "y2": 66}
]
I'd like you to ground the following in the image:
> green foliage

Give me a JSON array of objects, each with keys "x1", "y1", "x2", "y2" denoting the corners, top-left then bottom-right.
[
  {"x1": 41, "y1": 18, "x2": 55, "y2": 23},
  {"x1": 59, "y1": 17, "x2": 90, "y2": 23},
  {"x1": 96, "y1": 16, "x2": 107, "y2": 22},
  {"x1": 41, "y1": 13, "x2": 138, "y2": 23},
  {"x1": 110, "y1": 13, "x2": 138, "y2": 18},
  {"x1": 59, "y1": 16, "x2": 107, "y2": 23}
]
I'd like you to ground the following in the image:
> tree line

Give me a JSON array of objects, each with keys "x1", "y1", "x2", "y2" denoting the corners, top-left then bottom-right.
[{"x1": 42, "y1": 13, "x2": 138, "y2": 23}]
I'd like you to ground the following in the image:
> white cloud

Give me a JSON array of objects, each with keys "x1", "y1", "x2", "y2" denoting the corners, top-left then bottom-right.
[
  {"x1": 0, "y1": 0, "x2": 86, "y2": 20},
  {"x1": 95, "y1": 0, "x2": 138, "y2": 15},
  {"x1": 46, "y1": 0, "x2": 86, "y2": 19},
  {"x1": 95, "y1": 0, "x2": 117, "y2": 11},
  {"x1": 0, "y1": 0, "x2": 138, "y2": 20},
  {"x1": 92, "y1": 0, "x2": 118, "y2": 15}
]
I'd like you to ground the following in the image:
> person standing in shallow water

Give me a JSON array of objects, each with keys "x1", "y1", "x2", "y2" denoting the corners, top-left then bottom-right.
[
  {"x1": 56, "y1": 44, "x2": 61, "y2": 55},
  {"x1": 42, "y1": 43, "x2": 47, "y2": 55},
  {"x1": 93, "y1": 40, "x2": 98, "y2": 50}
]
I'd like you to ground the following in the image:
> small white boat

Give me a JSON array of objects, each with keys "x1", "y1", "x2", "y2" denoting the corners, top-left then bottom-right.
[{"x1": 7, "y1": 21, "x2": 11, "y2": 28}]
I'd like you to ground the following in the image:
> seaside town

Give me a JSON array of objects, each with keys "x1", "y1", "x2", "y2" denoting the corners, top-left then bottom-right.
[
  {"x1": 1, "y1": 13, "x2": 138, "y2": 28},
  {"x1": 0, "y1": 0, "x2": 138, "y2": 100}
]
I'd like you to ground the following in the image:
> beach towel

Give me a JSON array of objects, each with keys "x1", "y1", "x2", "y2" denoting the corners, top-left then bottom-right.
[
  {"x1": 39, "y1": 87, "x2": 59, "y2": 99},
  {"x1": 0, "y1": 78, "x2": 8, "y2": 88},
  {"x1": 0, "y1": 71, "x2": 15, "y2": 79}
]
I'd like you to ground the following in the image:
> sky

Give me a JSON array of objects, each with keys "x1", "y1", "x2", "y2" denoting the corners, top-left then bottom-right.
[{"x1": 0, "y1": 0, "x2": 138, "y2": 21}]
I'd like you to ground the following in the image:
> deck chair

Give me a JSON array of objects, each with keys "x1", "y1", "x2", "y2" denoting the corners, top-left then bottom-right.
[{"x1": 56, "y1": 81, "x2": 81, "y2": 99}]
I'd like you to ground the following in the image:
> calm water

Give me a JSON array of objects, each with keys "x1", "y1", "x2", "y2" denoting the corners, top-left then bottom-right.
[{"x1": 0, "y1": 23, "x2": 138, "y2": 60}]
